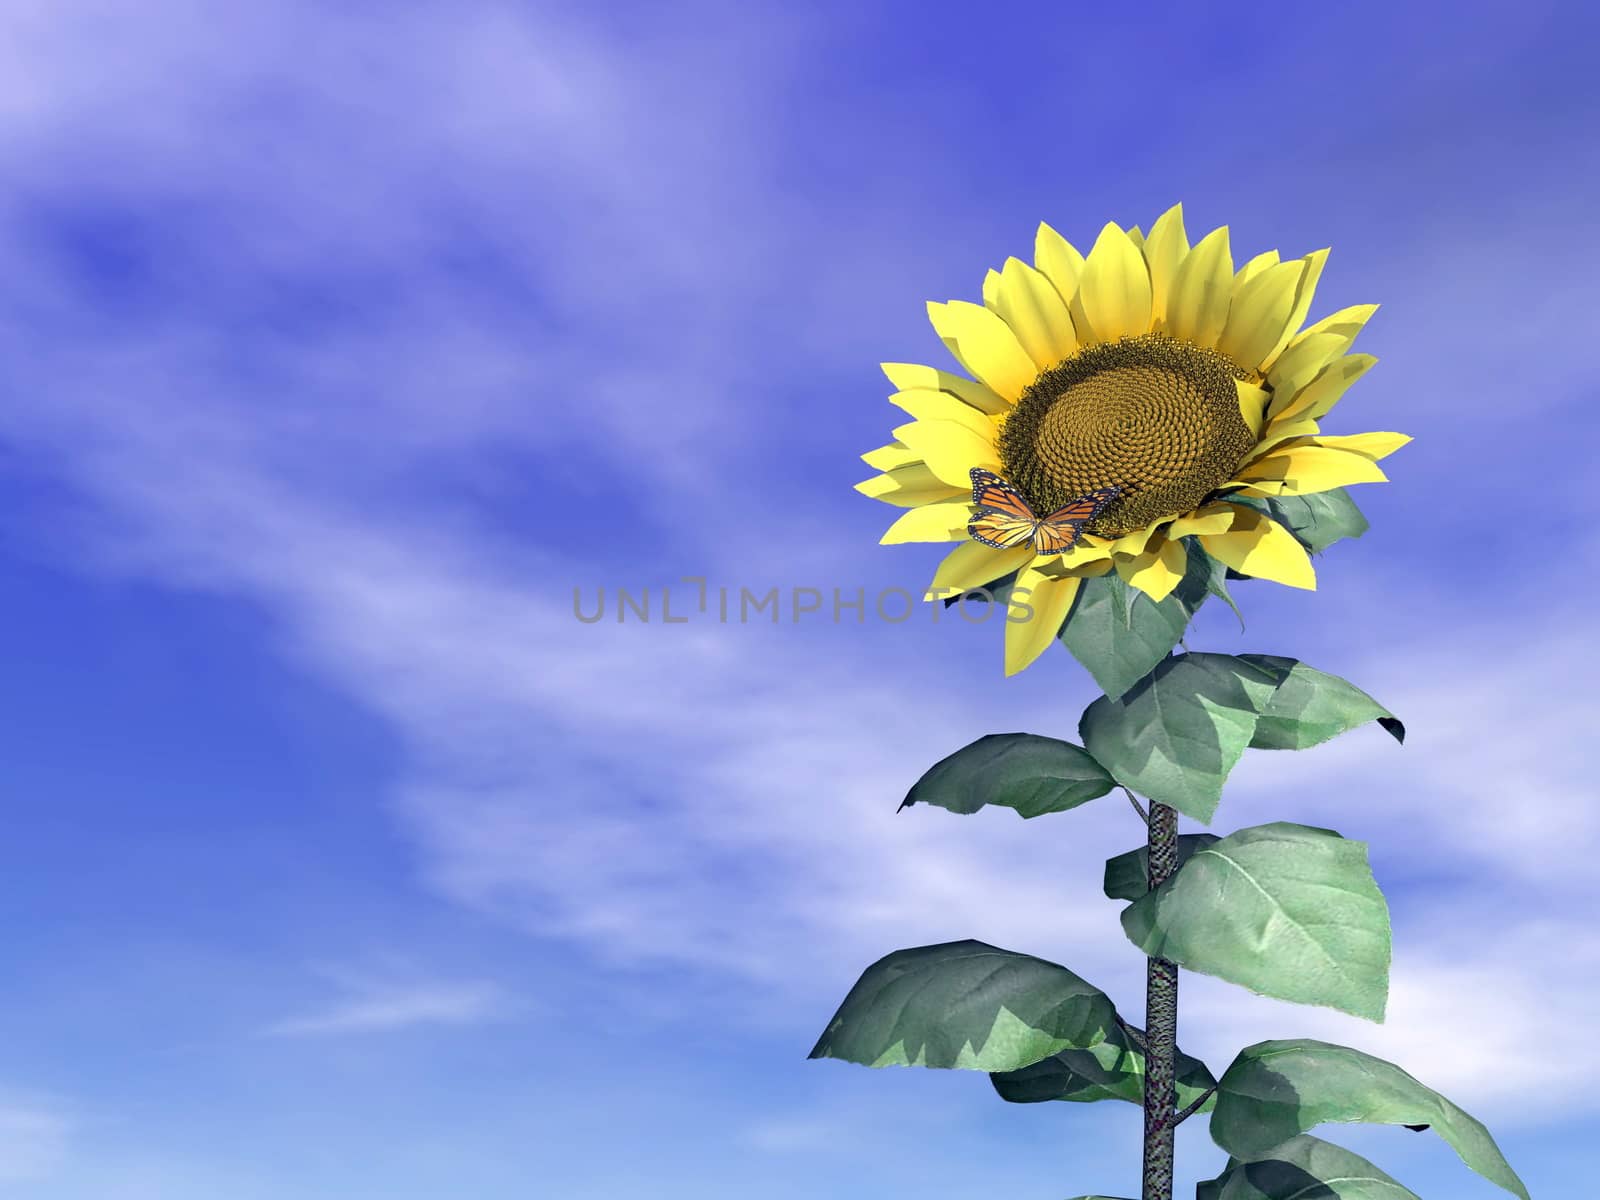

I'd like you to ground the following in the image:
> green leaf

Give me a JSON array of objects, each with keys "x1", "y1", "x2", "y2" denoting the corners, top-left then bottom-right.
[
  {"x1": 991, "y1": 1017, "x2": 1217, "y2": 1112},
  {"x1": 1198, "y1": 1133, "x2": 1420, "y2": 1199},
  {"x1": 1077, "y1": 652, "x2": 1281, "y2": 822},
  {"x1": 1120, "y1": 822, "x2": 1390, "y2": 1020},
  {"x1": 809, "y1": 940, "x2": 1117, "y2": 1072},
  {"x1": 1101, "y1": 833, "x2": 1221, "y2": 901},
  {"x1": 1233, "y1": 488, "x2": 1370, "y2": 555},
  {"x1": 900, "y1": 733, "x2": 1116, "y2": 819},
  {"x1": 1058, "y1": 554, "x2": 1212, "y2": 700},
  {"x1": 1211, "y1": 1040, "x2": 1531, "y2": 1200},
  {"x1": 1237, "y1": 655, "x2": 1406, "y2": 749}
]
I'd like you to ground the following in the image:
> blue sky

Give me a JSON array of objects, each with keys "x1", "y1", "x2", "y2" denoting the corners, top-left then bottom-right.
[{"x1": 0, "y1": 1, "x2": 1596, "y2": 1196}]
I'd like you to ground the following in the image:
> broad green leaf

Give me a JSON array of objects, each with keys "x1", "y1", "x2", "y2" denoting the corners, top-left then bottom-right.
[
  {"x1": 1232, "y1": 488, "x2": 1370, "y2": 554},
  {"x1": 1121, "y1": 822, "x2": 1390, "y2": 1020},
  {"x1": 1211, "y1": 1040, "x2": 1530, "y2": 1200},
  {"x1": 1199, "y1": 1133, "x2": 1420, "y2": 1199},
  {"x1": 991, "y1": 1017, "x2": 1217, "y2": 1112},
  {"x1": 1058, "y1": 555, "x2": 1212, "y2": 700},
  {"x1": 900, "y1": 733, "x2": 1116, "y2": 819},
  {"x1": 1102, "y1": 833, "x2": 1221, "y2": 901},
  {"x1": 1238, "y1": 655, "x2": 1406, "y2": 749},
  {"x1": 809, "y1": 940, "x2": 1117, "y2": 1072},
  {"x1": 1077, "y1": 652, "x2": 1281, "y2": 822}
]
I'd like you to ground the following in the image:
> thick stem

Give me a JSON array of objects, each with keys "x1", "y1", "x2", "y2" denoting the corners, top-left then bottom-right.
[{"x1": 1141, "y1": 801, "x2": 1180, "y2": 1200}]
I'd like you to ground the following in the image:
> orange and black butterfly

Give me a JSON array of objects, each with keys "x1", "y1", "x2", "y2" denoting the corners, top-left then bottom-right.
[{"x1": 967, "y1": 468, "x2": 1120, "y2": 555}]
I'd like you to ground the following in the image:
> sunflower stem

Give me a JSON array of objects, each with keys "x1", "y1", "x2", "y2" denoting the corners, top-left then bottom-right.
[
  {"x1": 1141, "y1": 800, "x2": 1180, "y2": 1200},
  {"x1": 1122, "y1": 786, "x2": 1148, "y2": 823}
]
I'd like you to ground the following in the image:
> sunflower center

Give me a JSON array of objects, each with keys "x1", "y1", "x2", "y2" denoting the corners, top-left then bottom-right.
[{"x1": 997, "y1": 333, "x2": 1256, "y2": 537}]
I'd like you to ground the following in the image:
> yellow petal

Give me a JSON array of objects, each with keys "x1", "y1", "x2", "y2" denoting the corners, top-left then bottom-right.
[
  {"x1": 888, "y1": 388, "x2": 1000, "y2": 439},
  {"x1": 1271, "y1": 354, "x2": 1378, "y2": 426},
  {"x1": 1281, "y1": 303, "x2": 1380, "y2": 356},
  {"x1": 1070, "y1": 222, "x2": 1153, "y2": 344},
  {"x1": 986, "y1": 256, "x2": 1079, "y2": 369},
  {"x1": 1034, "y1": 555, "x2": 1115, "y2": 580},
  {"x1": 1115, "y1": 535, "x2": 1189, "y2": 603},
  {"x1": 1234, "y1": 445, "x2": 1389, "y2": 493},
  {"x1": 1266, "y1": 332, "x2": 1351, "y2": 416},
  {"x1": 1244, "y1": 416, "x2": 1323, "y2": 461},
  {"x1": 1033, "y1": 222, "x2": 1085, "y2": 307},
  {"x1": 881, "y1": 362, "x2": 1009, "y2": 415},
  {"x1": 1004, "y1": 565, "x2": 1082, "y2": 676},
  {"x1": 1316, "y1": 431, "x2": 1410, "y2": 461},
  {"x1": 1167, "y1": 503, "x2": 1237, "y2": 538},
  {"x1": 1228, "y1": 480, "x2": 1290, "y2": 498},
  {"x1": 981, "y1": 268, "x2": 1002, "y2": 309},
  {"x1": 1260, "y1": 248, "x2": 1330, "y2": 373},
  {"x1": 862, "y1": 441, "x2": 920, "y2": 471},
  {"x1": 1107, "y1": 502, "x2": 1238, "y2": 560},
  {"x1": 926, "y1": 300, "x2": 1040, "y2": 403},
  {"x1": 1217, "y1": 260, "x2": 1307, "y2": 372},
  {"x1": 1100, "y1": 519, "x2": 1163, "y2": 559},
  {"x1": 1264, "y1": 431, "x2": 1412, "y2": 462},
  {"x1": 1164, "y1": 226, "x2": 1233, "y2": 347},
  {"x1": 892, "y1": 419, "x2": 1002, "y2": 486},
  {"x1": 1234, "y1": 249, "x2": 1280, "y2": 290},
  {"x1": 880, "y1": 500, "x2": 973, "y2": 544},
  {"x1": 1052, "y1": 535, "x2": 1117, "y2": 570},
  {"x1": 855, "y1": 464, "x2": 967, "y2": 508},
  {"x1": 1197, "y1": 506, "x2": 1316, "y2": 589},
  {"x1": 1236, "y1": 379, "x2": 1270, "y2": 440},
  {"x1": 1143, "y1": 203, "x2": 1190, "y2": 332},
  {"x1": 925, "y1": 540, "x2": 1035, "y2": 600}
]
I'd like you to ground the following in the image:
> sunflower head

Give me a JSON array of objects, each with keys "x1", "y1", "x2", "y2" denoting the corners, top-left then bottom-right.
[
  {"x1": 998, "y1": 333, "x2": 1255, "y2": 537},
  {"x1": 854, "y1": 203, "x2": 1411, "y2": 676}
]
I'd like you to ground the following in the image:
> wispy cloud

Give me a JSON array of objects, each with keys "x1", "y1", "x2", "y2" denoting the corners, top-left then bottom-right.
[
  {"x1": 738, "y1": 1113, "x2": 860, "y2": 1154},
  {"x1": 0, "y1": 1096, "x2": 70, "y2": 1182},
  {"x1": 1, "y1": 1, "x2": 1596, "y2": 1179},
  {"x1": 261, "y1": 966, "x2": 506, "y2": 1038}
]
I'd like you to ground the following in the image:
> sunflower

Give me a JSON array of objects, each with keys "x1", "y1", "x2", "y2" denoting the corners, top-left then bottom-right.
[{"x1": 855, "y1": 203, "x2": 1409, "y2": 675}]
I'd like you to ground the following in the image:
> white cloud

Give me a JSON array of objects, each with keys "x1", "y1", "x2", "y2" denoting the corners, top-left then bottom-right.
[
  {"x1": 262, "y1": 966, "x2": 506, "y2": 1037},
  {"x1": 0, "y1": 1097, "x2": 70, "y2": 1182},
  {"x1": 0, "y1": 0, "x2": 1596, "y2": 1142},
  {"x1": 1173, "y1": 912, "x2": 1598, "y2": 1129},
  {"x1": 1215, "y1": 625, "x2": 1599, "y2": 895},
  {"x1": 0, "y1": 0, "x2": 838, "y2": 508},
  {"x1": 738, "y1": 1113, "x2": 859, "y2": 1154}
]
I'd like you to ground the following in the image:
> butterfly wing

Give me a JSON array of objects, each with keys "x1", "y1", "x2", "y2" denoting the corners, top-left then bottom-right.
[
  {"x1": 967, "y1": 468, "x2": 1042, "y2": 549},
  {"x1": 969, "y1": 508, "x2": 1043, "y2": 549},
  {"x1": 968, "y1": 468, "x2": 1035, "y2": 518},
  {"x1": 1032, "y1": 486, "x2": 1121, "y2": 554}
]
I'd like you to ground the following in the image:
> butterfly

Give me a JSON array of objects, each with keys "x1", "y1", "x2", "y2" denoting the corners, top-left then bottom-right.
[{"x1": 967, "y1": 468, "x2": 1120, "y2": 555}]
